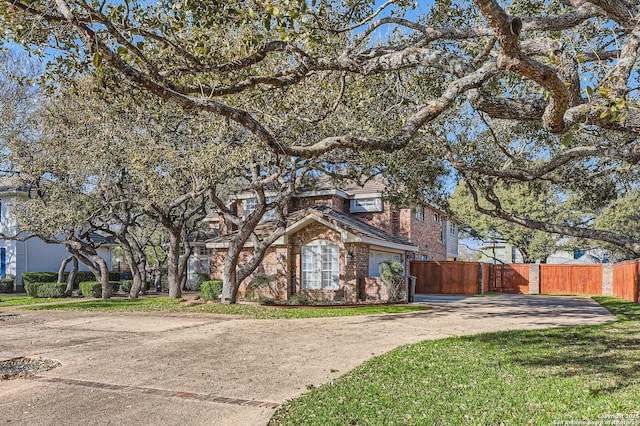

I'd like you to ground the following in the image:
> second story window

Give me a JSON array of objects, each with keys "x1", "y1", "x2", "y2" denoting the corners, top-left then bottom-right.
[
  {"x1": 244, "y1": 197, "x2": 277, "y2": 221},
  {"x1": 415, "y1": 207, "x2": 424, "y2": 221},
  {"x1": 350, "y1": 198, "x2": 383, "y2": 213}
]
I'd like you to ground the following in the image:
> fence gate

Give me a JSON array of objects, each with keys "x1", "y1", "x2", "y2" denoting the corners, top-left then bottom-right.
[
  {"x1": 410, "y1": 261, "x2": 481, "y2": 294},
  {"x1": 492, "y1": 264, "x2": 530, "y2": 294}
]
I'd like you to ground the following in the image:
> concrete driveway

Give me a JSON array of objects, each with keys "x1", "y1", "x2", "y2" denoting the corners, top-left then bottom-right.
[{"x1": 0, "y1": 295, "x2": 614, "y2": 425}]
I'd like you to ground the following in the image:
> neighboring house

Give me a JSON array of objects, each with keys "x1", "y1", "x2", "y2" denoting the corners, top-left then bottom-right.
[
  {"x1": 477, "y1": 241, "x2": 524, "y2": 264},
  {"x1": 183, "y1": 229, "x2": 218, "y2": 286},
  {"x1": 206, "y1": 176, "x2": 459, "y2": 302},
  {"x1": 546, "y1": 249, "x2": 608, "y2": 264},
  {"x1": 0, "y1": 178, "x2": 114, "y2": 291}
]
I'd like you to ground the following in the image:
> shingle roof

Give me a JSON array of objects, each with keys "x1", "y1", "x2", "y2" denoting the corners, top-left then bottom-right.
[
  {"x1": 303, "y1": 175, "x2": 387, "y2": 196},
  {"x1": 207, "y1": 205, "x2": 415, "y2": 249},
  {"x1": 0, "y1": 177, "x2": 29, "y2": 194}
]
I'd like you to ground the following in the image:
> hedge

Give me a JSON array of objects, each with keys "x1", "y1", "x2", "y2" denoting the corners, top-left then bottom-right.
[
  {"x1": 25, "y1": 282, "x2": 67, "y2": 298},
  {"x1": 201, "y1": 280, "x2": 223, "y2": 301},
  {"x1": 22, "y1": 271, "x2": 121, "y2": 286},
  {"x1": 0, "y1": 278, "x2": 14, "y2": 293},
  {"x1": 80, "y1": 281, "x2": 102, "y2": 298}
]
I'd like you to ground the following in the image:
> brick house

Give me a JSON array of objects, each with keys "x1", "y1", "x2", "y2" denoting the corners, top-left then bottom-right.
[{"x1": 206, "y1": 177, "x2": 459, "y2": 302}]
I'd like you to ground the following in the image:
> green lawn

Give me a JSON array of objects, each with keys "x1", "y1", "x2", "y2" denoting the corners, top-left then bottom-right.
[
  {"x1": 19, "y1": 297, "x2": 431, "y2": 319},
  {"x1": 270, "y1": 296, "x2": 640, "y2": 425},
  {"x1": 0, "y1": 296, "x2": 66, "y2": 307}
]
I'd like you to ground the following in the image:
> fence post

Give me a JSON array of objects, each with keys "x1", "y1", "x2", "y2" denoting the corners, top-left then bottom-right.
[
  {"x1": 478, "y1": 264, "x2": 484, "y2": 295},
  {"x1": 528, "y1": 264, "x2": 540, "y2": 294},
  {"x1": 602, "y1": 264, "x2": 614, "y2": 296}
]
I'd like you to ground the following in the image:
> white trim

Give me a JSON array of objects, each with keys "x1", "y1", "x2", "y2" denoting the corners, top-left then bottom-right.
[
  {"x1": 360, "y1": 236, "x2": 418, "y2": 252},
  {"x1": 296, "y1": 189, "x2": 349, "y2": 198},
  {"x1": 351, "y1": 193, "x2": 383, "y2": 199}
]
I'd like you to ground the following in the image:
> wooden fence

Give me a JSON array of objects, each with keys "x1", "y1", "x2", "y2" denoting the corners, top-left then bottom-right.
[
  {"x1": 410, "y1": 261, "x2": 480, "y2": 294},
  {"x1": 410, "y1": 260, "x2": 640, "y2": 301},
  {"x1": 613, "y1": 259, "x2": 640, "y2": 303},
  {"x1": 539, "y1": 264, "x2": 603, "y2": 295}
]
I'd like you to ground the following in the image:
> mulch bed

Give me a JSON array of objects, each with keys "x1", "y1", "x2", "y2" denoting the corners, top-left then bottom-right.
[{"x1": 0, "y1": 357, "x2": 61, "y2": 380}]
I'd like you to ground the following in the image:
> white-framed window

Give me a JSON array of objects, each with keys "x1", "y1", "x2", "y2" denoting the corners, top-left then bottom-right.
[
  {"x1": 198, "y1": 247, "x2": 209, "y2": 256},
  {"x1": 244, "y1": 197, "x2": 277, "y2": 221},
  {"x1": 449, "y1": 223, "x2": 457, "y2": 235},
  {"x1": 434, "y1": 213, "x2": 440, "y2": 223},
  {"x1": 350, "y1": 198, "x2": 383, "y2": 213},
  {"x1": 420, "y1": 254, "x2": 428, "y2": 261},
  {"x1": 415, "y1": 207, "x2": 424, "y2": 221},
  {"x1": 440, "y1": 222, "x2": 445, "y2": 243},
  {"x1": 301, "y1": 240, "x2": 339, "y2": 290}
]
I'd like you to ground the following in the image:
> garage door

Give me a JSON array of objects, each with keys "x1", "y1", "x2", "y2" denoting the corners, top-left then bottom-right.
[{"x1": 369, "y1": 250, "x2": 402, "y2": 277}]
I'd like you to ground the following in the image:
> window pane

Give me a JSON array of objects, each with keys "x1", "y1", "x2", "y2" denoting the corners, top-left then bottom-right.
[
  {"x1": 302, "y1": 246, "x2": 320, "y2": 289},
  {"x1": 321, "y1": 245, "x2": 339, "y2": 290}
]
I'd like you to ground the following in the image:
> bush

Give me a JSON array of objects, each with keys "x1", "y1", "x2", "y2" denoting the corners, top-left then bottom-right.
[
  {"x1": 25, "y1": 282, "x2": 43, "y2": 298},
  {"x1": 22, "y1": 271, "x2": 120, "y2": 287},
  {"x1": 289, "y1": 292, "x2": 313, "y2": 305},
  {"x1": 22, "y1": 272, "x2": 57, "y2": 285},
  {"x1": 201, "y1": 280, "x2": 223, "y2": 301},
  {"x1": 379, "y1": 260, "x2": 405, "y2": 302},
  {"x1": 109, "y1": 281, "x2": 121, "y2": 293},
  {"x1": 80, "y1": 281, "x2": 102, "y2": 298},
  {"x1": 120, "y1": 280, "x2": 133, "y2": 294},
  {"x1": 36, "y1": 283, "x2": 67, "y2": 298},
  {"x1": 0, "y1": 277, "x2": 14, "y2": 293}
]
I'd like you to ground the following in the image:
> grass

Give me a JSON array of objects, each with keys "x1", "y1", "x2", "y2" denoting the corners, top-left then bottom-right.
[
  {"x1": 269, "y1": 296, "x2": 640, "y2": 425},
  {"x1": 19, "y1": 297, "x2": 431, "y2": 319},
  {"x1": 0, "y1": 295, "x2": 66, "y2": 307}
]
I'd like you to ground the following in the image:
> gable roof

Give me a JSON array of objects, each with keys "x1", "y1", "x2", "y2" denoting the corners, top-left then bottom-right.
[{"x1": 207, "y1": 205, "x2": 418, "y2": 252}]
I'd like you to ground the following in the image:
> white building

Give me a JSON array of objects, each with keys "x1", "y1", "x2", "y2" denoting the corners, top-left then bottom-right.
[{"x1": 0, "y1": 178, "x2": 113, "y2": 290}]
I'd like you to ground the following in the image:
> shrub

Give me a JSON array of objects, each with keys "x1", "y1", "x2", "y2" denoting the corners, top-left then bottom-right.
[
  {"x1": 25, "y1": 282, "x2": 43, "y2": 298},
  {"x1": 109, "y1": 281, "x2": 121, "y2": 293},
  {"x1": 0, "y1": 277, "x2": 14, "y2": 293},
  {"x1": 379, "y1": 260, "x2": 405, "y2": 302},
  {"x1": 80, "y1": 281, "x2": 102, "y2": 298},
  {"x1": 120, "y1": 280, "x2": 133, "y2": 294},
  {"x1": 289, "y1": 292, "x2": 313, "y2": 305},
  {"x1": 36, "y1": 283, "x2": 67, "y2": 298},
  {"x1": 22, "y1": 271, "x2": 120, "y2": 287},
  {"x1": 22, "y1": 272, "x2": 57, "y2": 285},
  {"x1": 201, "y1": 280, "x2": 223, "y2": 301}
]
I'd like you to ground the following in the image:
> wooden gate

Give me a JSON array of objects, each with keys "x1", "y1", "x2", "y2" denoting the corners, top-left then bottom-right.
[
  {"x1": 539, "y1": 264, "x2": 602, "y2": 295},
  {"x1": 410, "y1": 261, "x2": 480, "y2": 294},
  {"x1": 492, "y1": 264, "x2": 530, "y2": 294}
]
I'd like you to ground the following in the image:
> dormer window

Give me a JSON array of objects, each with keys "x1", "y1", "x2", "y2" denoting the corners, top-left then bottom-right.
[{"x1": 350, "y1": 198, "x2": 383, "y2": 213}]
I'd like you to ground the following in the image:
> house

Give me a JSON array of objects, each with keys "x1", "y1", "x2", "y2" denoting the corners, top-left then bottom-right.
[
  {"x1": 183, "y1": 229, "x2": 218, "y2": 286},
  {"x1": 206, "y1": 176, "x2": 459, "y2": 302},
  {"x1": 546, "y1": 249, "x2": 608, "y2": 264},
  {"x1": 477, "y1": 241, "x2": 524, "y2": 264},
  {"x1": 0, "y1": 178, "x2": 114, "y2": 291}
]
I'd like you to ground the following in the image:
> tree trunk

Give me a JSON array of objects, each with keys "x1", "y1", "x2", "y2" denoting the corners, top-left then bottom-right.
[
  {"x1": 122, "y1": 243, "x2": 146, "y2": 299},
  {"x1": 221, "y1": 266, "x2": 239, "y2": 304},
  {"x1": 167, "y1": 232, "x2": 182, "y2": 298},
  {"x1": 66, "y1": 257, "x2": 78, "y2": 296},
  {"x1": 97, "y1": 257, "x2": 112, "y2": 299}
]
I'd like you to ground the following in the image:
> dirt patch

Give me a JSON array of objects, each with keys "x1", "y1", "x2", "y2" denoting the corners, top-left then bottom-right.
[{"x1": 0, "y1": 357, "x2": 61, "y2": 380}]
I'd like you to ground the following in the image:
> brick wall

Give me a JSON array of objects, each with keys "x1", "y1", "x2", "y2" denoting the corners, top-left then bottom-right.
[{"x1": 400, "y1": 207, "x2": 447, "y2": 260}]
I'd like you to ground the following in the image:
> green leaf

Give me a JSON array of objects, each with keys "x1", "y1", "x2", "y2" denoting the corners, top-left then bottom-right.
[
  {"x1": 93, "y1": 52, "x2": 103, "y2": 69},
  {"x1": 561, "y1": 133, "x2": 573, "y2": 147}
]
